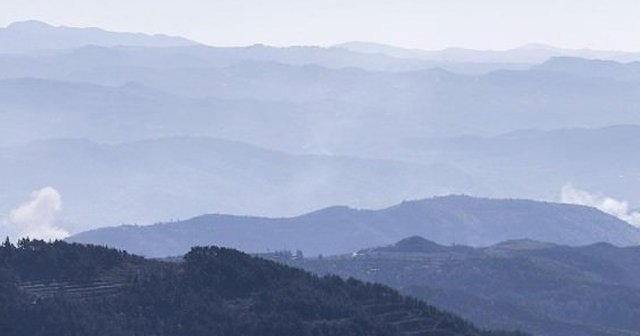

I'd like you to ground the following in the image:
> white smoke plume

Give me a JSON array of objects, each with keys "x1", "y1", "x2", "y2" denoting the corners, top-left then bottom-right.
[
  {"x1": 1, "y1": 187, "x2": 68, "y2": 241},
  {"x1": 561, "y1": 184, "x2": 640, "y2": 228}
]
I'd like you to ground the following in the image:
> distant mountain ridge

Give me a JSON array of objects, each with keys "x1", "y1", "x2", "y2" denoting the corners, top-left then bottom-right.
[
  {"x1": 0, "y1": 136, "x2": 473, "y2": 232},
  {"x1": 4, "y1": 60, "x2": 640, "y2": 148},
  {"x1": 67, "y1": 196, "x2": 640, "y2": 257},
  {"x1": 3, "y1": 20, "x2": 638, "y2": 64},
  {"x1": 0, "y1": 20, "x2": 198, "y2": 53},
  {"x1": 400, "y1": 124, "x2": 640, "y2": 206},
  {"x1": 3, "y1": 21, "x2": 640, "y2": 240},
  {"x1": 535, "y1": 56, "x2": 640, "y2": 81},
  {"x1": 335, "y1": 41, "x2": 640, "y2": 63}
]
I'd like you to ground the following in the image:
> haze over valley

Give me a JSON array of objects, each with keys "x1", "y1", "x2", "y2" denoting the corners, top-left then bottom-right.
[
  {"x1": 1, "y1": 21, "x2": 640, "y2": 238},
  {"x1": 2, "y1": 4, "x2": 640, "y2": 334}
]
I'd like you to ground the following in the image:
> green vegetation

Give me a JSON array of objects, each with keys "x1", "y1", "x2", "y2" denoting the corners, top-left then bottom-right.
[
  {"x1": 283, "y1": 236, "x2": 640, "y2": 336},
  {"x1": 0, "y1": 239, "x2": 526, "y2": 336}
]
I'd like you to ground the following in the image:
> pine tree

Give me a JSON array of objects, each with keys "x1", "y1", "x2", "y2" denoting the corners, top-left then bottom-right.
[{"x1": 1, "y1": 237, "x2": 12, "y2": 249}]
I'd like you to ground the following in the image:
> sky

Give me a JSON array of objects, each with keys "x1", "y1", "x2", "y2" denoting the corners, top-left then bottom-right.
[{"x1": 1, "y1": 0, "x2": 640, "y2": 51}]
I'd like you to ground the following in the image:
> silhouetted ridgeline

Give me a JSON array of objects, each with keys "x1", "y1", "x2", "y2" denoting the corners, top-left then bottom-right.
[
  {"x1": 0, "y1": 20, "x2": 197, "y2": 53},
  {"x1": 68, "y1": 196, "x2": 640, "y2": 257},
  {"x1": 0, "y1": 239, "x2": 527, "y2": 336}
]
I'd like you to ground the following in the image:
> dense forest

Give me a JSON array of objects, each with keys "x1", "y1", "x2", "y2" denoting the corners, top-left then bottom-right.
[{"x1": 0, "y1": 239, "x2": 527, "y2": 336}]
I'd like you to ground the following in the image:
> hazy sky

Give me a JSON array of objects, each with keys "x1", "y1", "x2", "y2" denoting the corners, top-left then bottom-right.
[{"x1": 2, "y1": 0, "x2": 640, "y2": 51}]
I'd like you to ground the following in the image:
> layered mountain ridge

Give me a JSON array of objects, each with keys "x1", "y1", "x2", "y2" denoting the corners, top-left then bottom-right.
[{"x1": 68, "y1": 196, "x2": 640, "y2": 257}]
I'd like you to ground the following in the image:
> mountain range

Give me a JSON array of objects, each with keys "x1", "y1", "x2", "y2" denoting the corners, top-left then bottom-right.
[
  {"x1": 2, "y1": 19, "x2": 640, "y2": 336},
  {"x1": 67, "y1": 196, "x2": 640, "y2": 257},
  {"x1": 0, "y1": 20, "x2": 197, "y2": 54},
  {"x1": 1, "y1": 20, "x2": 640, "y2": 244},
  {"x1": 0, "y1": 137, "x2": 473, "y2": 232},
  {"x1": 335, "y1": 41, "x2": 640, "y2": 63},
  {"x1": 4, "y1": 20, "x2": 640, "y2": 64},
  {"x1": 3, "y1": 53, "x2": 640, "y2": 149},
  {"x1": 397, "y1": 125, "x2": 640, "y2": 203}
]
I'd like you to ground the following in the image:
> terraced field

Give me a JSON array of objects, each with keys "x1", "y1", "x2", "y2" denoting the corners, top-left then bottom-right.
[
  {"x1": 361, "y1": 300, "x2": 470, "y2": 336},
  {"x1": 19, "y1": 280, "x2": 126, "y2": 300}
]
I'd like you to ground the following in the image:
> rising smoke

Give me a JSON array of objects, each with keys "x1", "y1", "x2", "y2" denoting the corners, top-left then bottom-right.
[
  {"x1": 561, "y1": 184, "x2": 640, "y2": 228},
  {"x1": 0, "y1": 187, "x2": 68, "y2": 241}
]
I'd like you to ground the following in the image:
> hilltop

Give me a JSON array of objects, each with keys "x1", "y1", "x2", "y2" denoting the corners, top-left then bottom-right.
[
  {"x1": 0, "y1": 239, "x2": 525, "y2": 336},
  {"x1": 283, "y1": 236, "x2": 640, "y2": 336}
]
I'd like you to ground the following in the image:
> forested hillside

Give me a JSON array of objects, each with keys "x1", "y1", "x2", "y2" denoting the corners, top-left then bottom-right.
[
  {"x1": 280, "y1": 237, "x2": 640, "y2": 336},
  {"x1": 0, "y1": 239, "x2": 526, "y2": 336}
]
